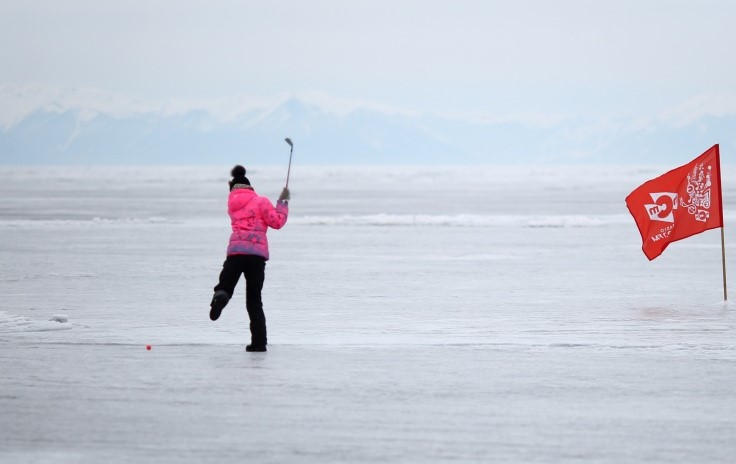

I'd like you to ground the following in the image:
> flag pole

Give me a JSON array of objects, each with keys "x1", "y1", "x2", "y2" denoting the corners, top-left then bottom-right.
[
  {"x1": 721, "y1": 226, "x2": 728, "y2": 301},
  {"x1": 715, "y1": 144, "x2": 727, "y2": 301}
]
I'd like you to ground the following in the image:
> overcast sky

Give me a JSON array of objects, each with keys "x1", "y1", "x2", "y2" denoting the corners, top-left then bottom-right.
[{"x1": 2, "y1": 0, "x2": 736, "y2": 123}]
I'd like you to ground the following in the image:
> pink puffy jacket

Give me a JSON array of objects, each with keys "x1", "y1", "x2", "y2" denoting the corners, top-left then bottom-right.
[{"x1": 226, "y1": 187, "x2": 288, "y2": 260}]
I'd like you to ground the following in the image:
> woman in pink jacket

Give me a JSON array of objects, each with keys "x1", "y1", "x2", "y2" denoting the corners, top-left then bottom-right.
[{"x1": 210, "y1": 165, "x2": 289, "y2": 352}]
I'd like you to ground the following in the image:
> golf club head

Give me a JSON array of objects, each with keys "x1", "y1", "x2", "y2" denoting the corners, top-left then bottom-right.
[{"x1": 285, "y1": 138, "x2": 293, "y2": 147}]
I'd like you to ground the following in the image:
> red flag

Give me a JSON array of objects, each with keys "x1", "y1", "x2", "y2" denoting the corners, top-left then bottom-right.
[{"x1": 626, "y1": 144, "x2": 723, "y2": 260}]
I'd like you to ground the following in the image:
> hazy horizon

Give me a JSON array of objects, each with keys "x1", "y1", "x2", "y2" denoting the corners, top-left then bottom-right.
[{"x1": 2, "y1": 1, "x2": 736, "y2": 164}]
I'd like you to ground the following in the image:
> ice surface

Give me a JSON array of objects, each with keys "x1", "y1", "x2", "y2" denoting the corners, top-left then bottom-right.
[
  {"x1": 1, "y1": 165, "x2": 735, "y2": 463},
  {"x1": 0, "y1": 310, "x2": 72, "y2": 333}
]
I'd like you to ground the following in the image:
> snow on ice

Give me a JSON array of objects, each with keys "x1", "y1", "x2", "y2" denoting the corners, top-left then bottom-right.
[{"x1": 0, "y1": 165, "x2": 735, "y2": 463}]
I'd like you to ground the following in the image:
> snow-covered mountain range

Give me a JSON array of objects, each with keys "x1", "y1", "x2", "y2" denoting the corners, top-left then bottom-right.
[{"x1": 1, "y1": 84, "x2": 735, "y2": 165}]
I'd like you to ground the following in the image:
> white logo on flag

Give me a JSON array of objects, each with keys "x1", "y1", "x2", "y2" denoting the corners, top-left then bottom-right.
[
  {"x1": 680, "y1": 163, "x2": 712, "y2": 222},
  {"x1": 644, "y1": 192, "x2": 677, "y2": 223}
]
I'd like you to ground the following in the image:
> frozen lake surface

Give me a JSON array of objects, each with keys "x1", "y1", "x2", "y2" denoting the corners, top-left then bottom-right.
[{"x1": 1, "y1": 165, "x2": 735, "y2": 463}]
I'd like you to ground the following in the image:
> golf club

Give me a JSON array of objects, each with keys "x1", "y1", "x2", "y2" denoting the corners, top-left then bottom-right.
[{"x1": 284, "y1": 138, "x2": 293, "y2": 188}]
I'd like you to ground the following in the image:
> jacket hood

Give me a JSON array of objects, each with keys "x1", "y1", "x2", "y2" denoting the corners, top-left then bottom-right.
[{"x1": 228, "y1": 187, "x2": 257, "y2": 211}]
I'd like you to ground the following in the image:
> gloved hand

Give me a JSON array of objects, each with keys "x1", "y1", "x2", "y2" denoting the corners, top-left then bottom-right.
[{"x1": 278, "y1": 187, "x2": 291, "y2": 202}]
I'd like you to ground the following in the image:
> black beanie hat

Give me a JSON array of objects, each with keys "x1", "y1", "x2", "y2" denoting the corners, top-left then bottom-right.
[{"x1": 229, "y1": 165, "x2": 250, "y2": 191}]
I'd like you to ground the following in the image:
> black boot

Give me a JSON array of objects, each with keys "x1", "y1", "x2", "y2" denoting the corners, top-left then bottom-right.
[
  {"x1": 245, "y1": 344, "x2": 267, "y2": 352},
  {"x1": 209, "y1": 290, "x2": 230, "y2": 321}
]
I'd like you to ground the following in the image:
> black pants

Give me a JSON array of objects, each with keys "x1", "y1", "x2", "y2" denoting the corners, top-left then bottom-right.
[{"x1": 214, "y1": 255, "x2": 267, "y2": 346}]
